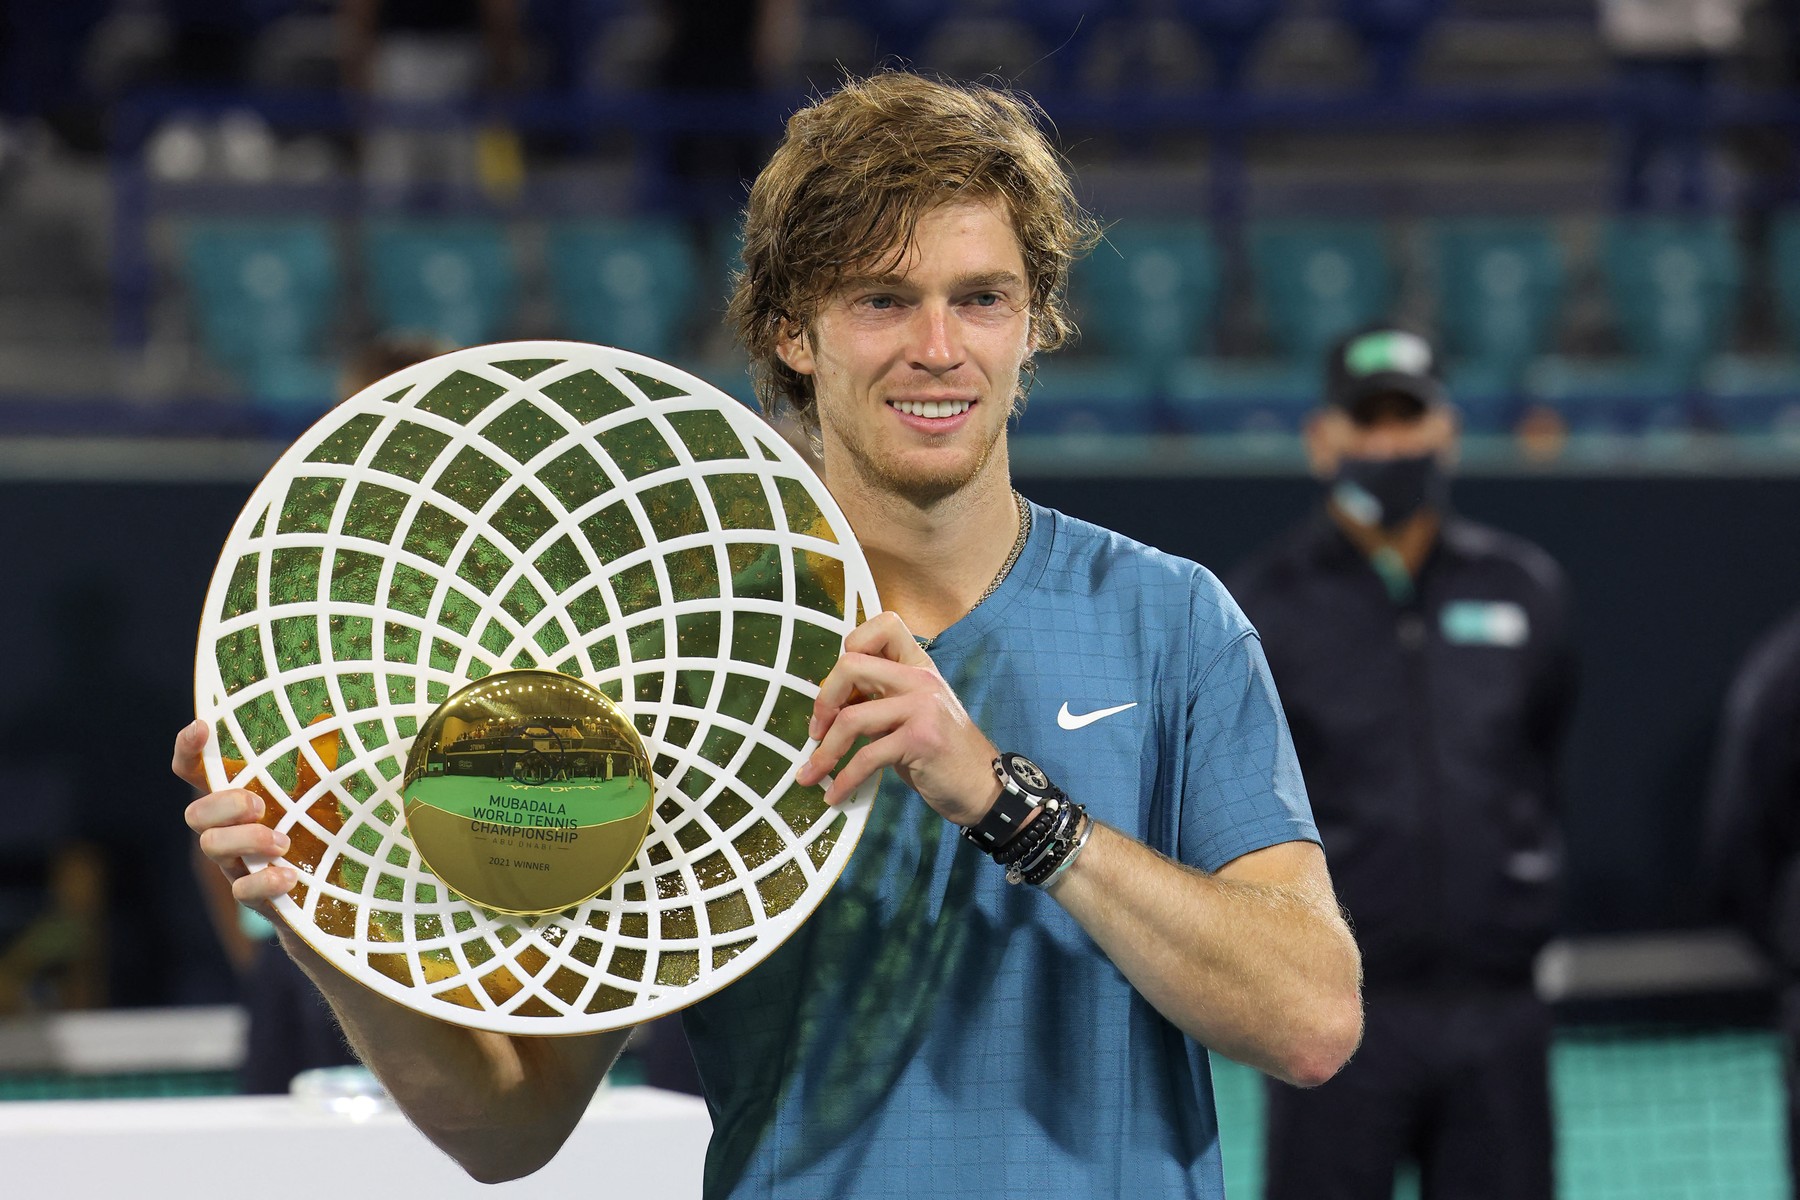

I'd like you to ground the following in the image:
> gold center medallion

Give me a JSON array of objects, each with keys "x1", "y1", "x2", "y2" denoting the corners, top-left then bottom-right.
[{"x1": 402, "y1": 670, "x2": 654, "y2": 915}]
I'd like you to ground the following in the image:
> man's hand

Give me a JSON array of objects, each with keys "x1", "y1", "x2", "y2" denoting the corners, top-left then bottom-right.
[
  {"x1": 174, "y1": 719, "x2": 297, "y2": 916},
  {"x1": 172, "y1": 717, "x2": 630, "y2": 1182},
  {"x1": 796, "y1": 611, "x2": 1002, "y2": 825}
]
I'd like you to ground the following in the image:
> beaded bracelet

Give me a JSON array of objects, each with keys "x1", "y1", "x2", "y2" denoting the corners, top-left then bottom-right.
[
  {"x1": 1008, "y1": 799, "x2": 1087, "y2": 886},
  {"x1": 993, "y1": 796, "x2": 1067, "y2": 872},
  {"x1": 1011, "y1": 800, "x2": 1074, "y2": 870}
]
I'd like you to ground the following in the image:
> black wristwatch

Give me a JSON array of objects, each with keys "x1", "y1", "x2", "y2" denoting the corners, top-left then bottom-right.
[{"x1": 960, "y1": 752, "x2": 1066, "y2": 853}]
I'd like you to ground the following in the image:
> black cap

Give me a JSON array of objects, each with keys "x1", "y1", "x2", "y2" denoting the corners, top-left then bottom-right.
[{"x1": 1324, "y1": 324, "x2": 1446, "y2": 423}]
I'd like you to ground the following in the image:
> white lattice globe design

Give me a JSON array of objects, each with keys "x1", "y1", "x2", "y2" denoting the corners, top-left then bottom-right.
[{"x1": 195, "y1": 342, "x2": 878, "y2": 1034}]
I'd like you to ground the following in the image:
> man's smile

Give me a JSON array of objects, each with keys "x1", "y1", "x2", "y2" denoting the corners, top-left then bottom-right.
[{"x1": 887, "y1": 398, "x2": 975, "y2": 419}]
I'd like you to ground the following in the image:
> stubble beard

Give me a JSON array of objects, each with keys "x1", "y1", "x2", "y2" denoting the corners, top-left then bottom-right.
[{"x1": 825, "y1": 388, "x2": 1017, "y2": 510}]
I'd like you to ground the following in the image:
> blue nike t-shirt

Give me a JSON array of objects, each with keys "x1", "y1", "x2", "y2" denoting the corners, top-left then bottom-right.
[{"x1": 682, "y1": 501, "x2": 1318, "y2": 1199}]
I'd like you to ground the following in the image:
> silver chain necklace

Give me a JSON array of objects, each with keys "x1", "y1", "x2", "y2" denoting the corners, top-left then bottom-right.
[{"x1": 916, "y1": 490, "x2": 1032, "y2": 652}]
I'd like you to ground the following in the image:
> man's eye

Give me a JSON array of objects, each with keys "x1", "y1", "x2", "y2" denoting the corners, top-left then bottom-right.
[
  {"x1": 970, "y1": 293, "x2": 1001, "y2": 307},
  {"x1": 862, "y1": 295, "x2": 895, "y2": 310}
]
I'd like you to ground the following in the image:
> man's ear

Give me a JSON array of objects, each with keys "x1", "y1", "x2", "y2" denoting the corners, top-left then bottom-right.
[{"x1": 775, "y1": 324, "x2": 815, "y2": 377}]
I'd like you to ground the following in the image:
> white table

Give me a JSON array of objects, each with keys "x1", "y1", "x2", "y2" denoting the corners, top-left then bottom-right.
[{"x1": 0, "y1": 1084, "x2": 711, "y2": 1198}]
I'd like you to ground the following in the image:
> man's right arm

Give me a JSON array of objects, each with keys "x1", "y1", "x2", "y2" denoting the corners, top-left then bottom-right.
[{"x1": 176, "y1": 720, "x2": 629, "y2": 1183}]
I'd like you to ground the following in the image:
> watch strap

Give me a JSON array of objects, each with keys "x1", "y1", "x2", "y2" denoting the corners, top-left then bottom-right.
[
  {"x1": 961, "y1": 780, "x2": 1039, "y2": 851},
  {"x1": 961, "y1": 753, "x2": 1065, "y2": 853}
]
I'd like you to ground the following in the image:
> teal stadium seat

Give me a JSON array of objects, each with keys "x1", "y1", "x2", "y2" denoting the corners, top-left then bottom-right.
[
  {"x1": 547, "y1": 219, "x2": 699, "y2": 360},
  {"x1": 1074, "y1": 222, "x2": 1221, "y2": 379},
  {"x1": 1532, "y1": 216, "x2": 1738, "y2": 433},
  {"x1": 1430, "y1": 218, "x2": 1566, "y2": 433},
  {"x1": 363, "y1": 220, "x2": 517, "y2": 346},
  {"x1": 1020, "y1": 357, "x2": 1158, "y2": 435},
  {"x1": 1250, "y1": 220, "x2": 1395, "y2": 366},
  {"x1": 182, "y1": 219, "x2": 339, "y2": 407},
  {"x1": 1607, "y1": 216, "x2": 1738, "y2": 377},
  {"x1": 1166, "y1": 221, "x2": 1391, "y2": 435},
  {"x1": 1705, "y1": 211, "x2": 1800, "y2": 439}
]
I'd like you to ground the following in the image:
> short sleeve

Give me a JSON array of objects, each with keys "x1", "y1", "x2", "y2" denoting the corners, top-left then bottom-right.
[{"x1": 1178, "y1": 627, "x2": 1319, "y2": 872}]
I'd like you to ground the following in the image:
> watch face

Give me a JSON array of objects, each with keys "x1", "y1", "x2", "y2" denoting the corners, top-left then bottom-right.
[{"x1": 1006, "y1": 754, "x2": 1052, "y2": 796}]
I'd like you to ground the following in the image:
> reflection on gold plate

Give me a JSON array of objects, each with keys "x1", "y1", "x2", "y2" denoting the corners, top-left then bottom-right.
[
  {"x1": 404, "y1": 671, "x2": 653, "y2": 915},
  {"x1": 194, "y1": 342, "x2": 880, "y2": 1035}
]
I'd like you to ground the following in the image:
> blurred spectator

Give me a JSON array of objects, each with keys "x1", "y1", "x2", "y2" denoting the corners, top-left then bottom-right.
[
  {"x1": 655, "y1": 0, "x2": 801, "y2": 216},
  {"x1": 1230, "y1": 324, "x2": 1577, "y2": 1200},
  {"x1": 163, "y1": 0, "x2": 256, "y2": 87},
  {"x1": 0, "y1": 578, "x2": 197, "y2": 1010},
  {"x1": 1703, "y1": 604, "x2": 1800, "y2": 1179},
  {"x1": 1600, "y1": 0, "x2": 1755, "y2": 210},
  {"x1": 0, "y1": 773, "x2": 104, "y2": 1014},
  {"x1": 342, "y1": 0, "x2": 525, "y2": 201}
]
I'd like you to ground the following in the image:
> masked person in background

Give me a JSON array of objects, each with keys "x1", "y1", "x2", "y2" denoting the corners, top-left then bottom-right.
[{"x1": 1229, "y1": 324, "x2": 1578, "y2": 1200}]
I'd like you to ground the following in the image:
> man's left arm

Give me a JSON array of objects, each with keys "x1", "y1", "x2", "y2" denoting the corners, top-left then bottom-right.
[
  {"x1": 1043, "y1": 828, "x2": 1361, "y2": 1088},
  {"x1": 801, "y1": 612, "x2": 1362, "y2": 1089}
]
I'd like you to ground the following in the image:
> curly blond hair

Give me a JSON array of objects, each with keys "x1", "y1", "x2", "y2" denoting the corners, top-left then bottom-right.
[{"x1": 728, "y1": 72, "x2": 1100, "y2": 430}]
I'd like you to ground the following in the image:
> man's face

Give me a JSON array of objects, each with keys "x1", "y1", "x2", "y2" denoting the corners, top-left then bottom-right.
[
  {"x1": 1304, "y1": 399, "x2": 1459, "y2": 480},
  {"x1": 775, "y1": 198, "x2": 1033, "y2": 505}
]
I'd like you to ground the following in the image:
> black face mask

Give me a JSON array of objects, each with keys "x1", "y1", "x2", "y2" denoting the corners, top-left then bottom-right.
[{"x1": 1330, "y1": 453, "x2": 1448, "y2": 530}]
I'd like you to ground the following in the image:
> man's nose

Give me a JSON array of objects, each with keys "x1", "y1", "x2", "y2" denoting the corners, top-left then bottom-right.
[{"x1": 910, "y1": 303, "x2": 963, "y2": 373}]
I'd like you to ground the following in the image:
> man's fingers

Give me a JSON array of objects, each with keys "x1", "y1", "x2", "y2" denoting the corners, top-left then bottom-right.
[
  {"x1": 808, "y1": 614, "x2": 939, "y2": 740},
  {"x1": 810, "y1": 653, "x2": 936, "y2": 738},
  {"x1": 843, "y1": 611, "x2": 933, "y2": 665},
  {"x1": 233, "y1": 863, "x2": 299, "y2": 906},
  {"x1": 798, "y1": 694, "x2": 912, "y2": 786},
  {"x1": 177, "y1": 717, "x2": 296, "y2": 912},
  {"x1": 198, "y1": 821, "x2": 290, "y2": 867},
  {"x1": 821, "y1": 737, "x2": 899, "y2": 807},
  {"x1": 171, "y1": 719, "x2": 211, "y2": 789},
  {"x1": 185, "y1": 787, "x2": 264, "y2": 835}
]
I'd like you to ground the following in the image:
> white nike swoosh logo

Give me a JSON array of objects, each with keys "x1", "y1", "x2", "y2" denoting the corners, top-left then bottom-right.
[{"x1": 1057, "y1": 701, "x2": 1139, "y2": 730}]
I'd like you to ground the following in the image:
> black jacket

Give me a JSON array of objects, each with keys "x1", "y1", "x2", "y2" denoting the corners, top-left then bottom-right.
[
  {"x1": 1229, "y1": 511, "x2": 1576, "y2": 991},
  {"x1": 1705, "y1": 606, "x2": 1800, "y2": 980}
]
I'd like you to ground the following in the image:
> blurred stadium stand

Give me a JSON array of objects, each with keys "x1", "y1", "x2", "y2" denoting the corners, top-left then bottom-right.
[{"x1": 0, "y1": 0, "x2": 1775, "y2": 451}]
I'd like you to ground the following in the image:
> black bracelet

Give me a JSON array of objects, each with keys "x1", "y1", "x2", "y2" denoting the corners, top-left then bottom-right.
[
  {"x1": 959, "y1": 752, "x2": 1088, "y2": 887},
  {"x1": 1008, "y1": 799, "x2": 1086, "y2": 886},
  {"x1": 994, "y1": 796, "x2": 1066, "y2": 869},
  {"x1": 1013, "y1": 800, "x2": 1074, "y2": 867}
]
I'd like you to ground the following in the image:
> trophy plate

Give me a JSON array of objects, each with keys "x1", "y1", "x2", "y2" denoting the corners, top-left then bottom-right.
[{"x1": 194, "y1": 342, "x2": 879, "y2": 1034}]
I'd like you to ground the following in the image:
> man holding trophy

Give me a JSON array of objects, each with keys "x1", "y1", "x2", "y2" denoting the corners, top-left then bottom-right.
[{"x1": 177, "y1": 71, "x2": 1362, "y2": 1197}]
